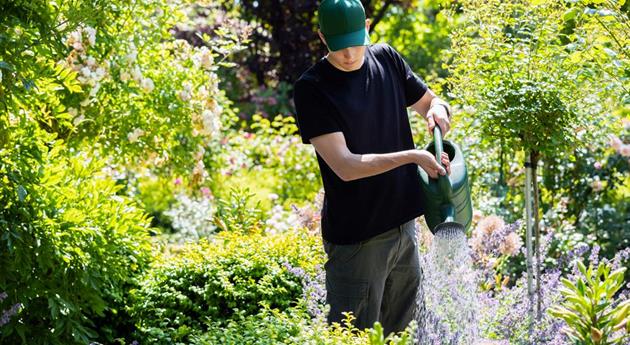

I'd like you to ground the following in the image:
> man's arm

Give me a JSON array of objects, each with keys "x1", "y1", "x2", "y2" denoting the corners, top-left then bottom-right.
[
  {"x1": 410, "y1": 88, "x2": 452, "y2": 135},
  {"x1": 310, "y1": 132, "x2": 449, "y2": 182}
]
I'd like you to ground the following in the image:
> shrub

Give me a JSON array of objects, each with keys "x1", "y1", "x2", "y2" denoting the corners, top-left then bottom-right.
[
  {"x1": 0, "y1": 139, "x2": 154, "y2": 344},
  {"x1": 194, "y1": 307, "x2": 416, "y2": 345},
  {"x1": 128, "y1": 229, "x2": 325, "y2": 344}
]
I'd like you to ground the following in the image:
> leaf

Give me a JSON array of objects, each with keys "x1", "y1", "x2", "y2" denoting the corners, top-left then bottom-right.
[
  {"x1": 563, "y1": 7, "x2": 580, "y2": 21},
  {"x1": 17, "y1": 185, "x2": 27, "y2": 202}
]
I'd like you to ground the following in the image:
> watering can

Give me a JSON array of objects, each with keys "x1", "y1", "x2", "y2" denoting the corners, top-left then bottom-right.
[{"x1": 418, "y1": 126, "x2": 473, "y2": 236}]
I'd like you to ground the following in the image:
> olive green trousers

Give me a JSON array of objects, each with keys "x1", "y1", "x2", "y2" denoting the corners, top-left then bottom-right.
[{"x1": 323, "y1": 219, "x2": 423, "y2": 337}]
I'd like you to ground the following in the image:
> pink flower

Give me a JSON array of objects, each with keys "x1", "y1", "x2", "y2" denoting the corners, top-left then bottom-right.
[
  {"x1": 594, "y1": 161, "x2": 602, "y2": 170},
  {"x1": 610, "y1": 135, "x2": 623, "y2": 151},
  {"x1": 174, "y1": 177, "x2": 182, "y2": 186},
  {"x1": 477, "y1": 215, "x2": 505, "y2": 236},
  {"x1": 620, "y1": 144, "x2": 630, "y2": 157},
  {"x1": 591, "y1": 179, "x2": 603, "y2": 192},
  {"x1": 200, "y1": 187, "x2": 212, "y2": 198}
]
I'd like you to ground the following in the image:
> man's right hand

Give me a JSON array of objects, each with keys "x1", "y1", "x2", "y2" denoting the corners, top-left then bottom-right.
[{"x1": 414, "y1": 149, "x2": 450, "y2": 179}]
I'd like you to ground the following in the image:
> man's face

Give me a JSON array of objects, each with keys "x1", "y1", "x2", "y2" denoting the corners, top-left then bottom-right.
[
  {"x1": 318, "y1": 19, "x2": 370, "y2": 72},
  {"x1": 326, "y1": 45, "x2": 367, "y2": 71}
]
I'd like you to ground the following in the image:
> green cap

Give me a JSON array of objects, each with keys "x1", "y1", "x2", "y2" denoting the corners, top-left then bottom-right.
[{"x1": 318, "y1": 0, "x2": 370, "y2": 51}]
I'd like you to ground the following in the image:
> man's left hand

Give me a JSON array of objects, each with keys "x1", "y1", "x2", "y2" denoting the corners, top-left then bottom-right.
[{"x1": 426, "y1": 104, "x2": 450, "y2": 136}]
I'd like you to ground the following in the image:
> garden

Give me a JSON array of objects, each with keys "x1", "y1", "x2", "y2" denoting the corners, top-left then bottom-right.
[{"x1": 0, "y1": 0, "x2": 628, "y2": 344}]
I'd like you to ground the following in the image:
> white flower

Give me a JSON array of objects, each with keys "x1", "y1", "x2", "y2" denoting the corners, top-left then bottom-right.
[
  {"x1": 81, "y1": 66, "x2": 91, "y2": 78},
  {"x1": 72, "y1": 114, "x2": 85, "y2": 126},
  {"x1": 0, "y1": 70, "x2": 2, "y2": 82},
  {"x1": 94, "y1": 67, "x2": 106, "y2": 80},
  {"x1": 89, "y1": 82, "x2": 100, "y2": 97},
  {"x1": 126, "y1": 50, "x2": 138, "y2": 63},
  {"x1": 131, "y1": 66, "x2": 142, "y2": 83},
  {"x1": 120, "y1": 70, "x2": 130, "y2": 82},
  {"x1": 73, "y1": 41, "x2": 84, "y2": 51},
  {"x1": 84, "y1": 26, "x2": 96, "y2": 46},
  {"x1": 183, "y1": 81, "x2": 192, "y2": 92},
  {"x1": 141, "y1": 78, "x2": 154, "y2": 93},
  {"x1": 67, "y1": 107, "x2": 78, "y2": 117},
  {"x1": 199, "y1": 47, "x2": 213, "y2": 70},
  {"x1": 178, "y1": 90, "x2": 191, "y2": 102},
  {"x1": 127, "y1": 128, "x2": 145, "y2": 142},
  {"x1": 86, "y1": 56, "x2": 96, "y2": 67},
  {"x1": 66, "y1": 30, "x2": 82, "y2": 47}
]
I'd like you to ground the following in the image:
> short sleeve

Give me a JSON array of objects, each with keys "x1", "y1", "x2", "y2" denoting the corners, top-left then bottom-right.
[
  {"x1": 384, "y1": 44, "x2": 428, "y2": 107},
  {"x1": 293, "y1": 79, "x2": 342, "y2": 144}
]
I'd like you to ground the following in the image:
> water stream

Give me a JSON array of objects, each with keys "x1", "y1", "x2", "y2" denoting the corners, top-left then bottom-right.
[{"x1": 414, "y1": 223, "x2": 481, "y2": 344}]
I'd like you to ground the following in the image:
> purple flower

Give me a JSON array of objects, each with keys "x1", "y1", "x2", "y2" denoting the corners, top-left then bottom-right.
[{"x1": 0, "y1": 302, "x2": 22, "y2": 327}]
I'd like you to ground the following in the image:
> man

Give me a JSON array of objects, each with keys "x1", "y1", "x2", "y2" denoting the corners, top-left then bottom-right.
[{"x1": 292, "y1": 0, "x2": 453, "y2": 337}]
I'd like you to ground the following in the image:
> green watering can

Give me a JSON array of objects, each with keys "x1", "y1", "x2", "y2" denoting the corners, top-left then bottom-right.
[{"x1": 418, "y1": 126, "x2": 473, "y2": 237}]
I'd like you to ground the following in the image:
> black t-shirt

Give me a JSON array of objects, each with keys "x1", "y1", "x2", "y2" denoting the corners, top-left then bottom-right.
[{"x1": 293, "y1": 43, "x2": 428, "y2": 245}]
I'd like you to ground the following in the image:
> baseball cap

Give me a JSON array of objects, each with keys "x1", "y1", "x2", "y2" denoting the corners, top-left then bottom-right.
[{"x1": 318, "y1": 0, "x2": 371, "y2": 51}]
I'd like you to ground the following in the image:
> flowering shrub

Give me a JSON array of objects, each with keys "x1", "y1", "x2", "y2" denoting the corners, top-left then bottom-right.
[
  {"x1": 164, "y1": 193, "x2": 216, "y2": 242},
  {"x1": 211, "y1": 115, "x2": 322, "y2": 206}
]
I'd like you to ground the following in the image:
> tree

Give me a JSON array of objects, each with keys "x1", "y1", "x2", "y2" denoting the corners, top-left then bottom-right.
[{"x1": 446, "y1": 0, "x2": 623, "y2": 336}]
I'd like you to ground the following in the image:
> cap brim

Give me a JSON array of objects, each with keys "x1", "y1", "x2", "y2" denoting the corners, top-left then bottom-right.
[{"x1": 326, "y1": 28, "x2": 370, "y2": 51}]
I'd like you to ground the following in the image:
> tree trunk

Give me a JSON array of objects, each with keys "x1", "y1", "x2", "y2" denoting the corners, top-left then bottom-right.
[
  {"x1": 524, "y1": 152, "x2": 534, "y2": 338},
  {"x1": 531, "y1": 150, "x2": 542, "y2": 321}
]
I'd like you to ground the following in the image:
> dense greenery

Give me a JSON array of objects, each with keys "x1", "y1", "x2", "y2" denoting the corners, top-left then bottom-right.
[{"x1": 1, "y1": 0, "x2": 628, "y2": 344}]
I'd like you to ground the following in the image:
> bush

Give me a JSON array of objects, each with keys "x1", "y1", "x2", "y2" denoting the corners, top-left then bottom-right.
[
  {"x1": 0, "y1": 138, "x2": 154, "y2": 344},
  {"x1": 128, "y1": 229, "x2": 325, "y2": 344},
  {"x1": 194, "y1": 307, "x2": 417, "y2": 345}
]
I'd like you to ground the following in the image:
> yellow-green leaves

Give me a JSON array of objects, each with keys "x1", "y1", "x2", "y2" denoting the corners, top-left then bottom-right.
[{"x1": 548, "y1": 260, "x2": 629, "y2": 345}]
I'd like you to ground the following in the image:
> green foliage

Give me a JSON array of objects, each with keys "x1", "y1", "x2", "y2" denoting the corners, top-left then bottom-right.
[
  {"x1": 213, "y1": 187, "x2": 265, "y2": 233},
  {"x1": 549, "y1": 260, "x2": 629, "y2": 345},
  {"x1": 128, "y1": 229, "x2": 325, "y2": 344},
  {"x1": 448, "y1": 0, "x2": 597, "y2": 157},
  {"x1": 373, "y1": 0, "x2": 454, "y2": 87},
  {"x1": 0, "y1": 135, "x2": 154, "y2": 344},
  {"x1": 194, "y1": 308, "x2": 416, "y2": 345}
]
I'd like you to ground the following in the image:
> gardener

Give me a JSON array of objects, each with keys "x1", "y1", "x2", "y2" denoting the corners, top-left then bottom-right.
[{"x1": 292, "y1": 0, "x2": 453, "y2": 337}]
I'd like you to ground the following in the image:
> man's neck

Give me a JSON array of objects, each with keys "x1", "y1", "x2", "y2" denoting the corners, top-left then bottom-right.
[{"x1": 325, "y1": 54, "x2": 365, "y2": 72}]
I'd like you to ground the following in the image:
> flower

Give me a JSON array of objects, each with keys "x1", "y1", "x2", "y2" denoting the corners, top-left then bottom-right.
[
  {"x1": 200, "y1": 186, "x2": 212, "y2": 198},
  {"x1": 199, "y1": 47, "x2": 213, "y2": 70},
  {"x1": 591, "y1": 177, "x2": 604, "y2": 192},
  {"x1": 610, "y1": 135, "x2": 623, "y2": 151},
  {"x1": 477, "y1": 215, "x2": 505, "y2": 236},
  {"x1": 499, "y1": 232, "x2": 522, "y2": 256},
  {"x1": 174, "y1": 177, "x2": 182, "y2": 186},
  {"x1": 593, "y1": 161, "x2": 602, "y2": 170},
  {"x1": 120, "y1": 70, "x2": 130, "y2": 82},
  {"x1": 141, "y1": 77, "x2": 154, "y2": 93},
  {"x1": 620, "y1": 144, "x2": 630, "y2": 157},
  {"x1": 84, "y1": 26, "x2": 96, "y2": 46},
  {"x1": 127, "y1": 128, "x2": 145, "y2": 142},
  {"x1": 131, "y1": 66, "x2": 142, "y2": 83}
]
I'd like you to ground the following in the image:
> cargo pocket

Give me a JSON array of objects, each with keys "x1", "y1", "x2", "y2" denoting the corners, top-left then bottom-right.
[
  {"x1": 326, "y1": 275, "x2": 370, "y2": 328},
  {"x1": 323, "y1": 240, "x2": 364, "y2": 264}
]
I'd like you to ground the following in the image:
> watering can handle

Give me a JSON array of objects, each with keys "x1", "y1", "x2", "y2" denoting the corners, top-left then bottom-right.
[
  {"x1": 433, "y1": 125, "x2": 444, "y2": 169},
  {"x1": 432, "y1": 125, "x2": 453, "y2": 199}
]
